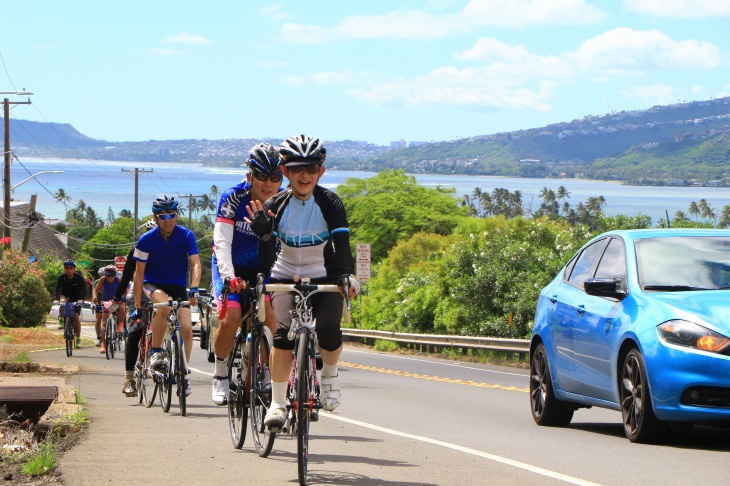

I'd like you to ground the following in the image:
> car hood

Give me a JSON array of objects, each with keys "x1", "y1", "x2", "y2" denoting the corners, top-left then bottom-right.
[{"x1": 649, "y1": 291, "x2": 730, "y2": 334}]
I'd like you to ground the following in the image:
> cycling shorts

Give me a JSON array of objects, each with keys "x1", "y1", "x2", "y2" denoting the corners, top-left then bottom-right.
[{"x1": 142, "y1": 282, "x2": 187, "y2": 302}]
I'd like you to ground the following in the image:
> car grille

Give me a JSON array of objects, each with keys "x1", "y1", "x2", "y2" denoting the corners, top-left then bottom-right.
[{"x1": 680, "y1": 386, "x2": 730, "y2": 408}]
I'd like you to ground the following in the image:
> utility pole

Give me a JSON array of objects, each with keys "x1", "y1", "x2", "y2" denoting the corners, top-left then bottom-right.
[
  {"x1": 1, "y1": 92, "x2": 33, "y2": 262},
  {"x1": 121, "y1": 168, "x2": 153, "y2": 240}
]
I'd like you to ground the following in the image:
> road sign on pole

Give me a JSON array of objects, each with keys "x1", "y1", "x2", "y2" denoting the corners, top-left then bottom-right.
[
  {"x1": 355, "y1": 243, "x2": 371, "y2": 282},
  {"x1": 114, "y1": 256, "x2": 127, "y2": 271}
]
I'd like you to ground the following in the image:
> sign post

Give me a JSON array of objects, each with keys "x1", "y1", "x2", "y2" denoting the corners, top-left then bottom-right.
[
  {"x1": 114, "y1": 256, "x2": 127, "y2": 272},
  {"x1": 355, "y1": 244, "x2": 370, "y2": 282}
]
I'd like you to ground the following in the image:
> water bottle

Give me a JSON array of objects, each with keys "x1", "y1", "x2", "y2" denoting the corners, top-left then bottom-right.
[{"x1": 243, "y1": 333, "x2": 251, "y2": 368}]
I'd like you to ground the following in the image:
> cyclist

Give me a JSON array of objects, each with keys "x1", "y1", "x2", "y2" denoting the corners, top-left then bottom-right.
[
  {"x1": 132, "y1": 196, "x2": 201, "y2": 397},
  {"x1": 93, "y1": 268, "x2": 104, "y2": 345},
  {"x1": 52, "y1": 259, "x2": 88, "y2": 349},
  {"x1": 210, "y1": 143, "x2": 282, "y2": 406},
  {"x1": 246, "y1": 134, "x2": 360, "y2": 429},
  {"x1": 94, "y1": 264, "x2": 125, "y2": 354}
]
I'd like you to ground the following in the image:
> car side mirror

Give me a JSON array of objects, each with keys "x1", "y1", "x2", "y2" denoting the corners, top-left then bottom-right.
[{"x1": 584, "y1": 277, "x2": 627, "y2": 300}]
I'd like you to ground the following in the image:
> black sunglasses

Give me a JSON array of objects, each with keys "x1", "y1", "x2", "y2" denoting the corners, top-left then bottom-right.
[
  {"x1": 252, "y1": 173, "x2": 283, "y2": 183},
  {"x1": 287, "y1": 165, "x2": 321, "y2": 174}
]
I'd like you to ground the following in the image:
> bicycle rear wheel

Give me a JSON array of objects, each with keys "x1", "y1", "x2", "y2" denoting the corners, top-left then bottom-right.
[
  {"x1": 141, "y1": 331, "x2": 157, "y2": 407},
  {"x1": 295, "y1": 332, "x2": 313, "y2": 485},
  {"x1": 106, "y1": 317, "x2": 115, "y2": 359},
  {"x1": 64, "y1": 317, "x2": 74, "y2": 357},
  {"x1": 227, "y1": 334, "x2": 248, "y2": 448},
  {"x1": 250, "y1": 326, "x2": 275, "y2": 457},
  {"x1": 174, "y1": 332, "x2": 186, "y2": 417},
  {"x1": 160, "y1": 340, "x2": 172, "y2": 413}
]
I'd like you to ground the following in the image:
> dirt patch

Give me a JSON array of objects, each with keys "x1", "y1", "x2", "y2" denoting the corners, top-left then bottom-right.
[{"x1": 0, "y1": 326, "x2": 65, "y2": 363}]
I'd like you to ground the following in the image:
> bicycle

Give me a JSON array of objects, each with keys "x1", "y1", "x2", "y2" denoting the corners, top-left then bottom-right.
[
  {"x1": 57, "y1": 301, "x2": 79, "y2": 357},
  {"x1": 153, "y1": 299, "x2": 191, "y2": 417},
  {"x1": 103, "y1": 302, "x2": 122, "y2": 359},
  {"x1": 263, "y1": 276, "x2": 351, "y2": 486},
  {"x1": 219, "y1": 274, "x2": 275, "y2": 455},
  {"x1": 133, "y1": 302, "x2": 157, "y2": 407}
]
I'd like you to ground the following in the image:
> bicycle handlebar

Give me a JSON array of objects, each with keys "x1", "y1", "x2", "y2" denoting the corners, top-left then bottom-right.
[{"x1": 265, "y1": 277, "x2": 352, "y2": 325}]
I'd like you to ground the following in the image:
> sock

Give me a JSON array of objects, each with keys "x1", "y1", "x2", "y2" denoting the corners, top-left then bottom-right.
[
  {"x1": 214, "y1": 357, "x2": 227, "y2": 378},
  {"x1": 125, "y1": 371, "x2": 133, "y2": 381},
  {"x1": 271, "y1": 381, "x2": 288, "y2": 409},
  {"x1": 321, "y1": 362, "x2": 338, "y2": 378}
]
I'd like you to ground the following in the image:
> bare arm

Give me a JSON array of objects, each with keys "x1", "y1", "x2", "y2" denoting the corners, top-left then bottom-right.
[
  {"x1": 133, "y1": 260, "x2": 146, "y2": 309},
  {"x1": 188, "y1": 253, "x2": 202, "y2": 306}
]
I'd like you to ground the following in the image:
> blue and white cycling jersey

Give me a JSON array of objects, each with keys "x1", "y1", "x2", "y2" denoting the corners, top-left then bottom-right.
[{"x1": 133, "y1": 225, "x2": 199, "y2": 287}]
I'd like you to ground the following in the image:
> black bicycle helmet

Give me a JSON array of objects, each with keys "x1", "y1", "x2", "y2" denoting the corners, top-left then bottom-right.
[
  {"x1": 247, "y1": 143, "x2": 283, "y2": 175},
  {"x1": 151, "y1": 195, "x2": 178, "y2": 214},
  {"x1": 279, "y1": 135, "x2": 326, "y2": 166},
  {"x1": 63, "y1": 259, "x2": 76, "y2": 268}
]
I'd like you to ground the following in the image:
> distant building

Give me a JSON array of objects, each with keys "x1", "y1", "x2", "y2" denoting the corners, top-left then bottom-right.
[
  {"x1": 408, "y1": 141, "x2": 426, "y2": 147},
  {"x1": 390, "y1": 140, "x2": 407, "y2": 149}
]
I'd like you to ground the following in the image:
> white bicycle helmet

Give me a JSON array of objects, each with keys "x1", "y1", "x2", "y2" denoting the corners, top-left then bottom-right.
[{"x1": 279, "y1": 135, "x2": 326, "y2": 166}]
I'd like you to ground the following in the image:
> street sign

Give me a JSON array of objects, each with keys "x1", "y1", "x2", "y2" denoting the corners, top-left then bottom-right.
[
  {"x1": 78, "y1": 260, "x2": 90, "y2": 267},
  {"x1": 114, "y1": 256, "x2": 127, "y2": 271},
  {"x1": 356, "y1": 262, "x2": 371, "y2": 283},
  {"x1": 356, "y1": 243, "x2": 371, "y2": 263}
]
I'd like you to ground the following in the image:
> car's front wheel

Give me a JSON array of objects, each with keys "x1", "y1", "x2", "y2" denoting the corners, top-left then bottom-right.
[
  {"x1": 620, "y1": 348, "x2": 666, "y2": 443},
  {"x1": 530, "y1": 343, "x2": 574, "y2": 426}
]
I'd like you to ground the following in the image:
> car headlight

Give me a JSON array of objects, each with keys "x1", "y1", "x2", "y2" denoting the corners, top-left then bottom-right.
[{"x1": 657, "y1": 320, "x2": 730, "y2": 353}]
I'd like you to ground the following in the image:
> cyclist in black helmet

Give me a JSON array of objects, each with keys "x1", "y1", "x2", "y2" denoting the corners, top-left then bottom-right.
[
  {"x1": 132, "y1": 195, "x2": 202, "y2": 397},
  {"x1": 52, "y1": 259, "x2": 88, "y2": 349},
  {"x1": 245, "y1": 134, "x2": 360, "y2": 429},
  {"x1": 210, "y1": 142, "x2": 283, "y2": 406}
]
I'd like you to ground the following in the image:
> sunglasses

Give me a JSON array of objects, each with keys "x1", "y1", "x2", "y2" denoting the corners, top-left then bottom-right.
[
  {"x1": 287, "y1": 165, "x2": 321, "y2": 175},
  {"x1": 252, "y1": 173, "x2": 283, "y2": 183},
  {"x1": 157, "y1": 213, "x2": 177, "y2": 221},
  {"x1": 64, "y1": 265, "x2": 75, "y2": 269}
]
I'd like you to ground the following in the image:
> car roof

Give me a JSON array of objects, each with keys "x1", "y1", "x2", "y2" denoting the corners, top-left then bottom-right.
[{"x1": 599, "y1": 228, "x2": 730, "y2": 242}]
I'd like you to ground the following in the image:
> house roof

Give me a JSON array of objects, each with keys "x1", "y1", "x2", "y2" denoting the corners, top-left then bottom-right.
[{"x1": 5, "y1": 201, "x2": 71, "y2": 260}]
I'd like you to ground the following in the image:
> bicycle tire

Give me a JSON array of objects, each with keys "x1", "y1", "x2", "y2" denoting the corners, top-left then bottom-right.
[
  {"x1": 106, "y1": 317, "x2": 115, "y2": 359},
  {"x1": 250, "y1": 326, "x2": 275, "y2": 457},
  {"x1": 175, "y1": 332, "x2": 186, "y2": 417},
  {"x1": 160, "y1": 340, "x2": 172, "y2": 413},
  {"x1": 295, "y1": 332, "x2": 312, "y2": 485},
  {"x1": 141, "y1": 331, "x2": 157, "y2": 407},
  {"x1": 65, "y1": 316, "x2": 74, "y2": 357},
  {"x1": 227, "y1": 334, "x2": 248, "y2": 448}
]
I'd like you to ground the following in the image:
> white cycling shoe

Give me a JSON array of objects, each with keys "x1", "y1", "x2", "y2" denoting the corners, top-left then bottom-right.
[
  {"x1": 211, "y1": 377, "x2": 229, "y2": 406},
  {"x1": 264, "y1": 405, "x2": 287, "y2": 430},
  {"x1": 320, "y1": 374, "x2": 341, "y2": 411}
]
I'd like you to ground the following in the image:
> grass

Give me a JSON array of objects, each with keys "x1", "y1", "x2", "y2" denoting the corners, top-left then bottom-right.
[
  {"x1": 22, "y1": 442, "x2": 57, "y2": 478},
  {"x1": 374, "y1": 339, "x2": 399, "y2": 352},
  {"x1": 12, "y1": 352, "x2": 30, "y2": 362},
  {"x1": 0, "y1": 334, "x2": 16, "y2": 343}
]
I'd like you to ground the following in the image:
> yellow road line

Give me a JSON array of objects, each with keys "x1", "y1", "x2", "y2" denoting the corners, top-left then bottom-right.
[{"x1": 339, "y1": 361, "x2": 529, "y2": 393}]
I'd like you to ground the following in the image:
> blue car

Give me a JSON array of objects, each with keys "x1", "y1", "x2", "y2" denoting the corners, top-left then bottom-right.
[{"x1": 529, "y1": 229, "x2": 730, "y2": 442}]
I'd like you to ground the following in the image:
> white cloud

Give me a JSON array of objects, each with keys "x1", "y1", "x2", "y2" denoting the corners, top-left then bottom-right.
[
  {"x1": 624, "y1": 0, "x2": 730, "y2": 18},
  {"x1": 279, "y1": 0, "x2": 607, "y2": 42},
  {"x1": 351, "y1": 28, "x2": 722, "y2": 112},
  {"x1": 163, "y1": 32, "x2": 215, "y2": 45},
  {"x1": 258, "y1": 4, "x2": 287, "y2": 21},
  {"x1": 620, "y1": 84, "x2": 681, "y2": 105}
]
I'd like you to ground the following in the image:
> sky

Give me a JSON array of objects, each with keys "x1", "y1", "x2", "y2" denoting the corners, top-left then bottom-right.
[{"x1": 1, "y1": 0, "x2": 729, "y2": 146}]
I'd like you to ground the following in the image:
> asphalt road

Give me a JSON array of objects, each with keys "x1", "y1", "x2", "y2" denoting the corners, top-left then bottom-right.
[{"x1": 32, "y1": 324, "x2": 730, "y2": 486}]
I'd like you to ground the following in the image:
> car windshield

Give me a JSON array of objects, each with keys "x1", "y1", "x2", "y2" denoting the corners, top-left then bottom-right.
[{"x1": 636, "y1": 236, "x2": 730, "y2": 291}]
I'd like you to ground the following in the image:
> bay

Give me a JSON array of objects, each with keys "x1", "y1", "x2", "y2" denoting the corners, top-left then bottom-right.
[{"x1": 9, "y1": 158, "x2": 730, "y2": 224}]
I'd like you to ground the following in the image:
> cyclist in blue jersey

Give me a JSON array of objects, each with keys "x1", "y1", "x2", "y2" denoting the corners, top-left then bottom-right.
[
  {"x1": 94, "y1": 265, "x2": 125, "y2": 354},
  {"x1": 93, "y1": 267, "x2": 105, "y2": 344},
  {"x1": 246, "y1": 134, "x2": 360, "y2": 429},
  {"x1": 133, "y1": 195, "x2": 202, "y2": 396},
  {"x1": 210, "y1": 143, "x2": 282, "y2": 405}
]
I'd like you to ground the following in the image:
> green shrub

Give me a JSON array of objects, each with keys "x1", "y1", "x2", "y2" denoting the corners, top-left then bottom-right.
[
  {"x1": 22, "y1": 442, "x2": 57, "y2": 478},
  {"x1": 373, "y1": 340, "x2": 399, "y2": 352},
  {"x1": 0, "y1": 250, "x2": 52, "y2": 327}
]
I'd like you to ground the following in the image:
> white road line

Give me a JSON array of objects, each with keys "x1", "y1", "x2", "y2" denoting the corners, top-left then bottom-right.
[
  {"x1": 323, "y1": 414, "x2": 603, "y2": 486},
  {"x1": 346, "y1": 348, "x2": 527, "y2": 377}
]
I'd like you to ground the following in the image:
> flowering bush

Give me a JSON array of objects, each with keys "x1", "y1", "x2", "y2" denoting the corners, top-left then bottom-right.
[{"x1": 0, "y1": 250, "x2": 52, "y2": 327}]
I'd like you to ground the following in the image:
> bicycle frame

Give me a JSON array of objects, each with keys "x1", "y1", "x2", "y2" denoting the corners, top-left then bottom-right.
[{"x1": 153, "y1": 299, "x2": 191, "y2": 416}]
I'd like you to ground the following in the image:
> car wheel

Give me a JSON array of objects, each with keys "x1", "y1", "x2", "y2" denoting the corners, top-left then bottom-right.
[
  {"x1": 529, "y1": 343, "x2": 574, "y2": 426},
  {"x1": 620, "y1": 348, "x2": 666, "y2": 443},
  {"x1": 199, "y1": 309, "x2": 208, "y2": 349}
]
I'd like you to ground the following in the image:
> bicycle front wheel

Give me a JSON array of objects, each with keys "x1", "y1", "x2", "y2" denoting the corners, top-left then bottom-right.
[
  {"x1": 65, "y1": 317, "x2": 74, "y2": 357},
  {"x1": 227, "y1": 334, "x2": 248, "y2": 449},
  {"x1": 295, "y1": 332, "x2": 313, "y2": 485},
  {"x1": 250, "y1": 327, "x2": 275, "y2": 457},
  {"x1": 141, "y1": 331, "x2": 157, "y2": 407},
  {"x1": 175, "y1": 332, "x2": 186, "y2": 417},
  {"x1": 106, "y1": 317, "x2": 115, "y2": 359},
  {"x1": 160, "y1": 340, "x2": 172, "y2": 413}
]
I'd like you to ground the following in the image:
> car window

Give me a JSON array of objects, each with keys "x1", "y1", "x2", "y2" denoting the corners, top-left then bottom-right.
[
  {"x1": 567, "y1": 238, "x2": 608, "y2": 287},
  {"x1": 594, "y1": 238, "x2": 626, "y2": 286}
]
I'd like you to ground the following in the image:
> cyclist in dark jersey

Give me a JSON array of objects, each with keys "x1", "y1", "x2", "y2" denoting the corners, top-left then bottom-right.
[
  {"x1": 133, "y1": 195, "x2": 201, "y2": 397},
  {"x1": 210, "y1": 143, "x2": 283, "y2": 406},
  {"x1": 52, "y1": 259, "x2": 88, "y2": 349},
  {"x1": 246, "y1": 134, "x2": 360, "y2": 429}
]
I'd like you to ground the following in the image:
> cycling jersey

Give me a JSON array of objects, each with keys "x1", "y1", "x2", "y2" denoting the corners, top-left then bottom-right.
[
  {"x1": 263, "y1": 186, "x2": 354, "y2": 281},
  {"x1": 133, "y1": 225, "x2": 199, "y2": 287},
  {"x1": 100, "y1": 276, "x2": 121, "y2": 301},
  {"x1": 53, "y1": 271, "x2": 87, "y2": 302}
]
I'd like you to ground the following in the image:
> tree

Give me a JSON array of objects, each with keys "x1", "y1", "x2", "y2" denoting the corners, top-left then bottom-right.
[
  {"x1": 119, "y1": 209, "x2": 132, "y2": 218},
  {"x1": 0, "y1": 250, "x2": 52, "y2": 327},
  {"x1": 196, "y1": 195, "x2": 216, "y2": 216},
  {"x1": 210, "y1": 185, "x2": 220, "y2": 204},
  {"x1": 718, "y1": 205, "x2": 730, "y2": 229},
  {"x1": 81, "y1": 218, "x2": 135, "y2": 268},
  {"x1": 688, "y1": 201, "x2": 700, "y2": 221},
  {"x1": 338, "y1": 169, "x2": 467, "y2": 261},
  {"x1": 54, "y1": 188, "x2": 71, "y2": 205}
]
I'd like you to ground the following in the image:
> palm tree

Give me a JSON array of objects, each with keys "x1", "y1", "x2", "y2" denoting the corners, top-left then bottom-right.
[
  {"x1": 719, "y1": 205, "x2": 730, "y2": 229},
  {"x1": 210, "y1": 185, "x2": 220, "y2": 204},
  {"x1": 556, "y1": 186, "x2": 571, "y2": 203},
  {"x1": 196, "y1": 194, "x2": 215, "y2": 216},
  {"x1": 673, "y1": 210, "x2": 690, "y2": 222},
  {"x1": 699, "y1": 199, "x2": 716, "y2": 223},
  {"x1": 118, "y1": 209, "x2": 132, "y2": 218},
  {"x1": 54, "y1": 188, "x2": 71, "y2": 204},
  {"x1": 479, "y1": 192, "x2": 493, "y2": 217},
  {"x1": 688, "y1": 201, "x2": 700, "y2": 221}
]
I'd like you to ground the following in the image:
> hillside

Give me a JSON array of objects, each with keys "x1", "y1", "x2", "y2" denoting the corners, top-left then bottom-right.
[{"x1": 8, "y1": 96, "x2": 730, "y2": 185}]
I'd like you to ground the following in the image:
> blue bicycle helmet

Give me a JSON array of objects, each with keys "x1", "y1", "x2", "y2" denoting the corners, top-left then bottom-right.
[
  {"x1": 151, "y1": 195, "x2": 178, "y2": 214},
  {"x1": 246, "y1": 143, "x2": 282, "y2": 175},
  {"x1": 63, "y1": 259, "x2": 76, "y2": 268}
]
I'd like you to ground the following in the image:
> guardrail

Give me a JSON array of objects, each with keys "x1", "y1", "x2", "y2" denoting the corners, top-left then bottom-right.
[{"x1": 341, "y1": 328, "x2": 530, "y2": 356}]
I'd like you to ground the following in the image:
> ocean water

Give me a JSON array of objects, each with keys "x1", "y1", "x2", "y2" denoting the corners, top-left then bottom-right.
[{"x1": 9, "y1": 158, "x2": 730, "y2": 224}]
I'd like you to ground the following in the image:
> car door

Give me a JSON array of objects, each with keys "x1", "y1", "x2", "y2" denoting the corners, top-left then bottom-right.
[
  {"x1": 551, "y1": 238, "x2": 609, "y2": 392},
  {"x1": 569, "y1": 237, "x2": 626, "y2": 402}
]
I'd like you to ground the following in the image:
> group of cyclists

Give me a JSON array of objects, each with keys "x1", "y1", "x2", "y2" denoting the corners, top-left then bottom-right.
[{"x1": 52, "y1": 134, "x2": 360, "y2": 430}]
